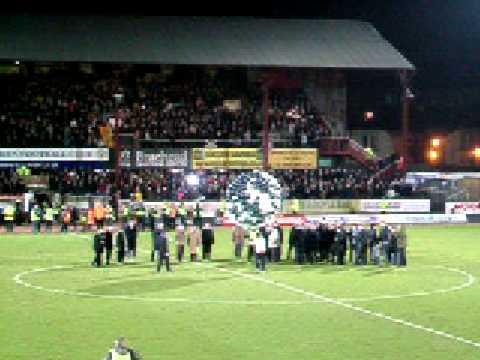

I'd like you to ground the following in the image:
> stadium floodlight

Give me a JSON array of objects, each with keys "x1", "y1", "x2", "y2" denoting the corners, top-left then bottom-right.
[
  {"x1": 186, "y1": 174, "x2": 200, "y2": 186},
  {"x1": 472, "y1": 147, "x2": 480, "y2": 160},
  {"x1": 431, "y1": 138, "x2": 441, "y2": 148},
  {"x1": 428, "y1": 149, "x2": 439, "y2": 162}
]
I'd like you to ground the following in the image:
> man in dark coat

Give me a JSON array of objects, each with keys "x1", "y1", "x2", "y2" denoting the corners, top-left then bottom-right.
[
  {"x1": 116, "y1": 230, "x2": 126, "y2": 264},
  {"x1": 388, "y1": 225, "x2": 399, "y2": 265},
  {"x1": 305, "y1": 222, "x2": 318, "y2": 264},
  {"x1": 379, "y1": 221, "x2": 391, "y2": 265},
  {"x1": 368, "y1": 223, "x2": 377, "y2": 264},
  {"x1": 294, "y1": 222, "x2": 306, "y2": 264},
  {"x1": 333, "y1": 225, "x2": 346, "y2": 265},
  {"x1": 397, "y1": 225, "x2": 407, "y2": 266},
  {"x1": 92, "y1": 229, "x2": 105, "y2": 267},
  {"x1": 124, "y1": 220, "x2": 137, "y2": 259},
  {"x1": 317, "y1": 223, "x2": 328, "y2": 262},
  {"x1": 326, "y1": 224, "x2": 336, "y2": 264},
  {"x1": 201, "y1": 223, "x2": 215, "y2": 260},
  {"x1": 287, "y1": 221, "x2": 300, "y2": 261},
  {"x1": 153, "y1": 222, "x2": 171, "y2": 272},
  {"x1": 275, "y1": 222, "x2": 284, "y2": 260},
  {"x1": 105, "y1": 227, "x2": 113, "y2": 265}
]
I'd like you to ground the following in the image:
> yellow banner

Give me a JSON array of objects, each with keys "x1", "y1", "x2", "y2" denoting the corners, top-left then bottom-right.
[
  {"x1": 192, "y1": 148, "x2": 263, "y2": 169},
  {"x1": 270, "y1": 149, "x2": 318, "y2": 169}
]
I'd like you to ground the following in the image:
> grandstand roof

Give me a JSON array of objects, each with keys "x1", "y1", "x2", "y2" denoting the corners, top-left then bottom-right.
[{"x1": 0, "y1": 16, "x2": 414, "y2": 70}]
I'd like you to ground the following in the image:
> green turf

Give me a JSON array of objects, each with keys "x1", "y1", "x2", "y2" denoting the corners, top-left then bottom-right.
[{"x1": 1, "y1": 225, "x2": 480, "y2": 359}]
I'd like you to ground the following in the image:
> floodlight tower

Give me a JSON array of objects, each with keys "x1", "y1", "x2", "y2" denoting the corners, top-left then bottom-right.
[{"x1": 400, "y1": 70, "x2": 415, "y2": 169}]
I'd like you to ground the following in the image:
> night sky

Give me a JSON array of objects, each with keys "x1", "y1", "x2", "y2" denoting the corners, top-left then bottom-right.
[{"x1": 5, "y1": 0, "x2": 480, "y2": 130}]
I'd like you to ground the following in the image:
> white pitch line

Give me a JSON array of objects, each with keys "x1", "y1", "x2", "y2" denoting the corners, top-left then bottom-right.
[
  {"x1": 12, "y1": 265, "x2": 314, "y2": 306},
  {"x1": 208, "y1": 264, "x2": 480, "y2": 349},
  {"x1": 336, "y1": 266, "x2": 476, "y2": 302}
]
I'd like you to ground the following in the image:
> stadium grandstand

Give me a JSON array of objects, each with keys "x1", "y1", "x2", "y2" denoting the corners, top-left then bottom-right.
[{"x1": 0, "y1": 16, "x2": 413, "y2": 214}]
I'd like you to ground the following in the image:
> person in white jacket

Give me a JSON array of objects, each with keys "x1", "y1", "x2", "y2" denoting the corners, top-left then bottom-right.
[{"x1": 255, "y1": 229, "x2": 267, "y2": 272}]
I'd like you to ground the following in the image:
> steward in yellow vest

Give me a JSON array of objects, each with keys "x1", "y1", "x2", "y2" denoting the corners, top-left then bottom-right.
[
  {"x1": 4, "y1": 205, "x2": 15, "y2": 232},
  {"x1": 45, "y1": 207, "x2": 54, "y2": 232},
  {"x1": 31, "y1": 205, "x2": 41, "y2": 234},
  {"x1": 104, "y1": 338, "x2": 142, "y2": 360}
]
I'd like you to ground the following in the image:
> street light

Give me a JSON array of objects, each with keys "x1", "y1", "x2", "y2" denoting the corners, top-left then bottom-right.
[
  {"x1": 472, "y1": 147, "x2": 480, "y2": 160},
  {"x1": 428, "y1": 149, "x2": 439, "y2": 163},
  {"x1": 431, "y1": 138, "x2": 441, "y2": 148}
]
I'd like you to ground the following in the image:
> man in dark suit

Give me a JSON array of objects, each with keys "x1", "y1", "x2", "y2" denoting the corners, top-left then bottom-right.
[
  {"x1": 379, "y1": 221, "x2": 391, "y2": 265},
  {"x1": 124, "y1": 220, "x2": 137, "y2": 260},
  {"x1": 92, "y1": 229, "x2": 105, "y2": 267},
  {"x1": 305, "y1": 222, "x2": 317, "y2": 264},
  {"x1": 368, "y1": 223, "x2": 377, "y2": 264},
  {"x1": 116, "y1": 229, "x2": 126, "y2": 264},
  {"x1": 295, "y1": 221, "x2": 306, "y2": 264},
  {"x1": 201, "y1": 222, "x2": 215, "y2": 260},
  {"x1": 153, "y1": 222, "x2": 171, "y2": 272},
  {"x1": 287, "y1": 222, "x2": 298, "y2": 261},
  {"x1": 105, "y1": 227, "x2": 113, "y2": 265}
]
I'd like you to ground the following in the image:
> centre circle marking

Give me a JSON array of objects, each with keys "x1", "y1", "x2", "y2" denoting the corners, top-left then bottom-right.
[
  {"x1": 12, "y1": 264, "x2": 475, "y2": 305},
  {"x1": 12, "y1": 265, "x2": 312, "y2": 305}
]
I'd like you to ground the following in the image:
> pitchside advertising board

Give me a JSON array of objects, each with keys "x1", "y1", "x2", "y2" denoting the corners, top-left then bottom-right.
[
  {"x1": 445, "y1": 202, "x2": 480, "y2": 214},
  {"x1": 272, "y1": 213, "x2": 467, "y2": 225},
  {"x1": 192, "y1": 148, "x2": 263, "y2": 169},
  {"x1": 119, "y1": 200, "x2": 223, "y2": 218},
  {"x1": 359, "y1": 199, "x2": 431, "y2": 213},
  {"x1": 0, "y1": 148, "x2": 110, "y2": 168},
  {"x1": 282, "y1": 199, "x2": 430, "y2": 214},
  {"x1": 282, "y1": 199, "x2": 359, "y2": 214},
  {"x1": 269, "y1": 149, "x2": 318, "y2": 169},
  {"x1": 192, "y1": 148, "x2": 319, "y2": 170},
  {"x1": 121, "y1": 149, "x2": 190, "y2": 168}
]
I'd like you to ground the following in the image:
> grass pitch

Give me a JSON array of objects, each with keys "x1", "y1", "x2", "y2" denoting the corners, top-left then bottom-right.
[{"x1": 2, "y1": 225, "x2": 480, "y2": 359}]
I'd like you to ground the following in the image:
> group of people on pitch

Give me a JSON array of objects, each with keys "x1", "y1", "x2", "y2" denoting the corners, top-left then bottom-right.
[
  {"x1": 91, "y1": 220, "x2": 140, "y2": 267},
  {"x1": 91, "y1": 218, "x2": 216, "y2": 273},
  {"x1": 286, "y1": 219, "x2": 407, "y2": 266},
  {"x1": 149, "y1": 220, "x2": 215, "y2": 272},
  {"x1": 231, "y1": 219, "x2": 407, "y2": 270}
]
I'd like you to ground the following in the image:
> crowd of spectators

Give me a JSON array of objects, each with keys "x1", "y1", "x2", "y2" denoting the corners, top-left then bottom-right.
[
  {"x1": 0, "y1": 65, "x2": 403, "y2": 201},
  {"x1": 0, "y1": 167, "x2": 399, "y2": 200},
  {"x1": 0, "y1": 65, "x2": 334, "y2": 147}
]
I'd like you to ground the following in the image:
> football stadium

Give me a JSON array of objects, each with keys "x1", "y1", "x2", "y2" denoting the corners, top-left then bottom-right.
[{"x1": 2, "y1": 9, "x2": 480, "y2": 360}]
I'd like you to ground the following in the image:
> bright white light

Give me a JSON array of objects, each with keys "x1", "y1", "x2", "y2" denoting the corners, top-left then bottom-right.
[
  {"x1": 15, "y1": 61, "x2": 20, "y2": 65},
  {"x1": 186, "y1": 174, "x2": 199, "y2": 186}
]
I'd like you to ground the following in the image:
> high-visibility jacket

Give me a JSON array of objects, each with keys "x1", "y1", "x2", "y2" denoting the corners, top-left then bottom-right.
[
  {"x1": 94, "y1": 207, "x2": 105, "y2": 220},
  {"x1": 45, "y1": 208, "x2": 54, "y2": 222},
  {"x1": 291, "y1": 199, "x2": 300, "y2": 213},
  {"x1": 178, "y1": 207, "x2": 187, "y2": 217},
  {"x1": 63, "y1": 211, "x2": 71, "y2": 224},
  {"x1": 109, "y1": 348, "x2": 132, "y2": 360},
  {"x1": 4, "y1": 207, "x2": 14, "y2": 221},
  {"x1": 31, "y1": 209, "x2": 40, "y2": 222},
  {"x1": 87, "y1": 209, "x2": 95, "y2": 225}
]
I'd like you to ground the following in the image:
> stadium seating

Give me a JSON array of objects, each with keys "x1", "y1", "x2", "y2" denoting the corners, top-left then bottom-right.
[{"x1": 0, "y1": 65, "x2": 403, "y2": 199}]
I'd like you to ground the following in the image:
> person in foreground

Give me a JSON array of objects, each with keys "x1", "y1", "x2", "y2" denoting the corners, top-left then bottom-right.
[{"x1": 104, "y1": 337, "x2": 142, "y2": 360}]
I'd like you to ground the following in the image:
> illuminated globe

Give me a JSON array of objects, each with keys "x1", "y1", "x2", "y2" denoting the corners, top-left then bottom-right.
[{"x1": 226, "y1": 171, "x2": 282, "y2": 230}]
